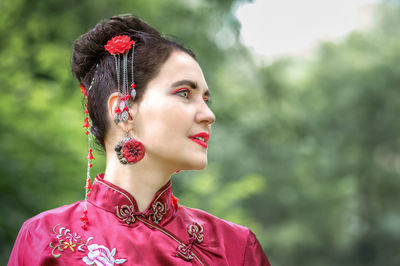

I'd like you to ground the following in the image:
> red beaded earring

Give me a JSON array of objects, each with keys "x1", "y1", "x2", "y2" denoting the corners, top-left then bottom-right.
[{"x1": 114, "y1": 133, "x2": 145, "y2": 164}]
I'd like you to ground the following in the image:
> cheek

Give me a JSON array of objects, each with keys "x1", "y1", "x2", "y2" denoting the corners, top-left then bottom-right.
[{"x1": 136, "y1": 103, "x2": 189, "y2": 141}]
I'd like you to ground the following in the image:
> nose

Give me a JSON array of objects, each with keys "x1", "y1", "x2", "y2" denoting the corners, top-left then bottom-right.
[{"x1": 196, "y1": 101, "x2": 216, "y2": 126}]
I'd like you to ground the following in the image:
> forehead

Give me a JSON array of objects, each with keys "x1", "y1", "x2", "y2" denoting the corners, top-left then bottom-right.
[{"x1": 147, "y1": 51, "x2": 208, "y2": 90}]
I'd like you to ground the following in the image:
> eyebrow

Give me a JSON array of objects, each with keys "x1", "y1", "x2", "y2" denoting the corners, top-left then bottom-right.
[{"x1": 170, "y1": 79, "x2": 210, "y2": 97}]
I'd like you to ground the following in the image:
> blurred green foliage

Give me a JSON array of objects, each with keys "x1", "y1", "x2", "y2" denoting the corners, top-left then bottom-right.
[{"x1": 1, "y1": 0, "x2": 399, "y2": 265}]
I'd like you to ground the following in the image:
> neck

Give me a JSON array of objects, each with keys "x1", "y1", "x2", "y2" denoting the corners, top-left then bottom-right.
[{"x1": 103, "y1": 154, "x2": 173, "y2": 212}]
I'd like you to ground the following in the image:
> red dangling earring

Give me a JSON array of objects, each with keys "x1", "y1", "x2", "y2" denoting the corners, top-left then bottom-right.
[{"x1": 114, "y1": 132, "x2": 145, "y2": 164}]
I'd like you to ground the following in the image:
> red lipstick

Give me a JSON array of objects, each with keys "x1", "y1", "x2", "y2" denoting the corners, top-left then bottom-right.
[{"x1": 189, "y1": 132, "x2": 210, "y2": 148}]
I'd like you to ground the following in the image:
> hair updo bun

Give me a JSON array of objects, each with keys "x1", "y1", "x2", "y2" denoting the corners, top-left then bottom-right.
[{"x1": 71, "y1": 15, "x2": 196, "y2": 148}]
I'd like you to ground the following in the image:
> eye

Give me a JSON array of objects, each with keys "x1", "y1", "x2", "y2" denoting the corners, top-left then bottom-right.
[{"x1": 174, "y1": 88, "x2": 191, "y2": 99}]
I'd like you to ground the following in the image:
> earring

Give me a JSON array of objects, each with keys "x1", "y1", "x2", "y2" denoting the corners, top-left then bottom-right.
[{"x1": 115, "y1": 131, "x2": 145, "y2": 164}]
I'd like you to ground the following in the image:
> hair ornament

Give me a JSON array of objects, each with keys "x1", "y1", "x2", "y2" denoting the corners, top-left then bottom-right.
[
  {"x1": 104, "y1": 35, "x2": 134, "y2": 55},
  {"x1": 105, "y1": 35, "x2": 136, "y2": 124},
  {"x1": 105, "y1": 35, "x2": 145, "y2": 165},
  {"x1": 80, "y1": 83, "x2": 88, "y2": 97},
  {"x1": 80, "y1": 81, "x2": 95, "y2": 230}
]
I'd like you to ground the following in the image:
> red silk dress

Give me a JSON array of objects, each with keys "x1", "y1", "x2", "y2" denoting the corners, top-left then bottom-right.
[{"x1": 9, "y1": 174, "x2": 270, "y2": 265}]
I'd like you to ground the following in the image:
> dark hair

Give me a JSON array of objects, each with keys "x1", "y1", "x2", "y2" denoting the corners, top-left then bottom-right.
[{"x1": 71, "y1": 15, "x2": 196, "y2": 148}]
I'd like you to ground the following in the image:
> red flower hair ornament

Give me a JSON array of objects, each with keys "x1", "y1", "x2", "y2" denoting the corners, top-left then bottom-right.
[{"x1": 104, "y1": 35, "x2": 135, "y2": 55}]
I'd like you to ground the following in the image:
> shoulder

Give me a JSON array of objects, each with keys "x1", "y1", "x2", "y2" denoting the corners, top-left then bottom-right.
[
  {"x1": 176, "y1": 206, "x2": 268, "y2": 264},
  {"x1": 179, "y1": 206, "x2": 251, "y2": 240},
  {"x1": 9, "y1": 201, "x2": 85, "y2": 265},
  {"x1": 21, "y1": 201, "x2": 83, "y2": 235}
]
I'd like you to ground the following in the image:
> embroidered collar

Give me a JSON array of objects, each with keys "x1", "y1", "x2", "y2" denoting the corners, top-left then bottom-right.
[{"x1": 88, "y1": 173, "x2": 177, "y2": 226}]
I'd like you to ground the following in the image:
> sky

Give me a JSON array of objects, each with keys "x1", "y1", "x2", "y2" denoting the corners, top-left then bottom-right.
[{"x1": 235, "y1": 0, "x2": 381, "y2": 60}]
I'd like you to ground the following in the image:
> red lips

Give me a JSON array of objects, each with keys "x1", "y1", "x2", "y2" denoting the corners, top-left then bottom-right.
[{"x1": 189, "y1": 132, "x2": 210, "y2": 148}]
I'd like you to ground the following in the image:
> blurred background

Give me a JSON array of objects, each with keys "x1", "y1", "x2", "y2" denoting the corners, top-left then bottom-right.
[{"x1": 1, "y1": 0, "x2": 399, "y2": 265}]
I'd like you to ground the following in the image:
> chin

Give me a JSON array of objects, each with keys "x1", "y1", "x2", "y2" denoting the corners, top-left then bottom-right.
[
  {"x1": 191, "y1": 162, "x2": 207, "y2": 170},
  {"x1": 181, "y1": 156, "x2": 208, "y2": 170}
]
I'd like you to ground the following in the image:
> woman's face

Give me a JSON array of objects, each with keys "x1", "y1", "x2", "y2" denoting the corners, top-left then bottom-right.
[{"x1": 131, "y1": 51, "x2": 215, "y2": 172}]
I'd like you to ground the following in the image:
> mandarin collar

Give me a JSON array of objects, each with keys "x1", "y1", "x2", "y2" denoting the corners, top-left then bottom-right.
[{"x1": 88, "y1": 173, "x2": 176, "y2": 226}]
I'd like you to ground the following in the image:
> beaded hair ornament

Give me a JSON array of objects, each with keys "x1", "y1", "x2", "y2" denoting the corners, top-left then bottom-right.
[
  {"x1": 104, "y1": 35, "x2": 137, "y2": 123},
  {"x1": 79, "y1": 35, "x2": 140, "y2": 229}
]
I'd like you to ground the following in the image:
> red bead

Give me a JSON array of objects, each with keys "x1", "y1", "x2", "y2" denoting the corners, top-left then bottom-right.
[
  {"x1": 83, "y1": 117, "x2": 90, "y2": 128},
  {"x1": 90, "y1": 149, "x2": 94, "y2": 158},
  {"x1": 80, "y1": 215, "x2": 88, "y2": 222},
  {"x1": 87, "y1": 192, "x2": 91, "y2": 197},
  {"x1": 84, "y1": 108, "x2": 89, "y2": 114},
  {"x1": 126, "y1": 95, "x2": 131, "y2": 100},
  {"x1": 85, "y1": 131, "x2": 89, "y2": 135},
  {"x1": 121, "y1": 96, "x2": 125, "y2": 101},
  {"x1": 84, "y1": 182, "x2": 92, "y2": 190},
  {"x1": 86, "y1": 149, "x2": 95, "y2": 160},
  {"x1": 81, "y1": 224, "x2": 88, "y2": 230},
  {"x1": 89, "y1": 163, "x2": 93, "y2": 168},
  {"x1": 80, "y1": 83, "x2": 87, "y2": 95},
  {"x1": 131, "y1": 83, "x2": 135, "y2": 88},
  {"x1": 115, "y1": 107, "x2": 121, "y2": 114}
]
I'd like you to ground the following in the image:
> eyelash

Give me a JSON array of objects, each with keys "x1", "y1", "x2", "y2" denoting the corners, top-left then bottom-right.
[
  {"x1": 175, "y1": 88, "x2": 191, "y2": 98},
  {"x1": 174, "y1": 88, "x2": 211, "y2": 105}
]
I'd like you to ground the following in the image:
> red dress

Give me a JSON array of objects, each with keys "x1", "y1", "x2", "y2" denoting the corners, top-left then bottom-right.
[{"x1": 9, "y1": 174, "x2": 270, "y2": 265}]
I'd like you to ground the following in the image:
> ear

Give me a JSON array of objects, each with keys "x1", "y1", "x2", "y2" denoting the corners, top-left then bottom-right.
[{"x1": 107, "y1": 92, "x2": 138, "y2": 132}]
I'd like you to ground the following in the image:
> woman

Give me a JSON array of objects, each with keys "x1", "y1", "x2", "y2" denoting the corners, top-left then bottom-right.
[{"x1": 9, "y1": 15, "x2": 270, "y2": 265}]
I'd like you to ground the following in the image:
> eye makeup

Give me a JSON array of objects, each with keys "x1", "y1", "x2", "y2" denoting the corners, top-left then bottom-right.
[
  {"x1": 170, "y1": 80, "x2": 212, "y2": 105},
  {"x1": 171, "y1": 87, "x2": 190, "y2": 95},
  {"x1": 172, "y1": 87, "x2": 191, "y2": 99},
  {"x1": 172, "y1": 88, "x2": 212, "y2": 106},
  {"x1": 170, "y1": 79, "x2": 211, "y2": 97}
]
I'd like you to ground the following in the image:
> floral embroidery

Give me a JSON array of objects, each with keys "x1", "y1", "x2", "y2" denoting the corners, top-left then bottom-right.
[
  {"x1": 65, "y1": 231, "x2": 82, "y2": 242},
  {"x1": 49, "y1": 224, "x2": 126, "y2": 265},
  {"x1": 49, "y1": 224, "x2": 93, "y2": 258},
  {"x1": 116, "y1": 205, "x2": 136, "y2": 225},
  {"x1": 151, "y1": 201, "x2": 167, "y2": 224},
  {"x1": 63, "y1": 240, "x2": 77, "y2": 251},
  {"x1": 83, "y1": 244, "x2": 127, "y2": 265},
  {"x1": 176, "y1": 222, "x2": 204, "y2": 261}
]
